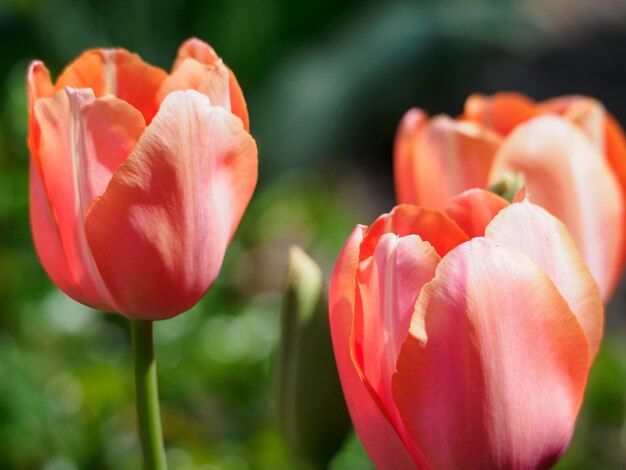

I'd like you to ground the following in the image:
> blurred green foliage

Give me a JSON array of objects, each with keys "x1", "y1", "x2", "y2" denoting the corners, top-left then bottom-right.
[{"x1": 1, "y1": 0, "x2": 626, "y2": 468}]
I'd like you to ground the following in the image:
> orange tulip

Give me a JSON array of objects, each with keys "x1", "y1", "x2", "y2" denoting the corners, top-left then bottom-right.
[
  {"x1": 329, "y1": 190, "x2": 603, "y2": 469},
  {"x1": 394, "y1": 93, "x2": 626, "y2": 301},
  {"x1": 27, "y1": 38, "x2": 257, "y2": 319}
]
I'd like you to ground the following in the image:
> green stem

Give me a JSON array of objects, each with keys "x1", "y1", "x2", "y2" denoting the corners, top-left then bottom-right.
[{"x1": 130, "y1": 319, "x2": 167, "y2": 470}]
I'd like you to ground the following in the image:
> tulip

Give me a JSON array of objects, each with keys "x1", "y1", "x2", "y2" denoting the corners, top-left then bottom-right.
[
  {"x1": 394, "y1": 93, "x2": 626, "y2": 301},
  {"x1": 27, "y1": 38, "x2": 257, "y2": 320},
  {"x1": 329, "y1": 189, "x2": 603, "y2": 469}
]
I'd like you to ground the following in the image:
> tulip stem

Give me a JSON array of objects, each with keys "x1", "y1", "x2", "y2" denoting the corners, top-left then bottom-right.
[{"x1": 130, "y1": 319, "x2": 167, "y2": 470}]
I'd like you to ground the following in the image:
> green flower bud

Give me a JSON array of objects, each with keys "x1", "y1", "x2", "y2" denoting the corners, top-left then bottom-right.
[{"x1": 275, "y1": 247, "x2": 351, "y2": 467}]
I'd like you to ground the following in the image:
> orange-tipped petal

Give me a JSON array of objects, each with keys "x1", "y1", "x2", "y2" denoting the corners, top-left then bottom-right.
[
  {"x1": 400, "y1": 115, "x2": 501, "y2": 208},
  {"x1": 490, "y1": 115, "x2": 624, "y2": 301},
  {"x1": 158, "y1": 58, "x2": 231, "y2": 110},
  {"x1": 54, "y1": 49, "x2": 167, "y2": 124},
  {"x1": 329, "y1": 226, "x2": 420, "y2": 469},
  {"x1": 85, "y1": 91, "x2": 257, "y2": 319},
  {"x1": 173, "y1": 38, "x2": 249, "y2": 129},
  {"x1": 486, "y1": 201, "x2": 603, "y2": 359},
  {"x1": 27, "y1": 61, "x2": 54, "y2": 158},
  {"x1": 354, "y1": 234, "x2": 440, "y2": 443},
  {"x1": 393, "y1": 238, "x2": 590, "y2": 469},
  {"x1": 362, "y1": 204, "x2": 468, "y2": 260},
  {"x1": 463, "y1": 92, "x2": 539, "y2": 135},
  {"x1": 604, "y1": 114, "x2": 626, "y2": 269},
  {"x1": 34, "y1": 87, "x2": 145, "y2": 309},
  {"x1": 393, "y1": 108, "x2": 427, "y2": 204},
  {"x1": 443, "y1": 189, "x2": 509, "y2": 238}
]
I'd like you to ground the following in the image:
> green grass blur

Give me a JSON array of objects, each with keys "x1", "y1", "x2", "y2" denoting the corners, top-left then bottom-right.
[{"x1": 1, "y1": 0, "x2": 626, "y2": 468}]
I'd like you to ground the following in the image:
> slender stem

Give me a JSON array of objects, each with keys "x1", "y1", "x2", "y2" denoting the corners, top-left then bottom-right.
[{"x1": 130, "y1": 319, "x2": 167, "y2": 470}]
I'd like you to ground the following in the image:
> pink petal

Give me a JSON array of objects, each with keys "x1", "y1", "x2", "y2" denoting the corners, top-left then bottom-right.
[
  {"x1": 443, "y1": 189, "x2": 509, "y2": 238},
  {"x1": 394, "y1": 108, "x2": 427, "y2": 204},
  {"x1": 54, "y1": 48, "x2": 167, "y2": 124},
  {"x1": 30, "y1": 161, "x2": 84, "y2": 303},
  {"x1": 354, "y1": 233, "x2": 440, "y2": 451},
  {"x1": 401, "y1": 115, "x2": 501, "y2": 209},
  {"x1": 540, "y1": 96, "x2": 606, "y2": 151},
  {"x1": 361, "y1": 204, "x2": 468, "y2": 260},
  {"x1": 173, "y1": 38, "x2": 249, "y2": 130},
  {"x1": 393, "y1": 238, "x2": 590, "y2": 469},
  {"x1": 490, "y1": 115, "x2": 624, "y2": 301},
  {"x1": 173, "y1": 38, "x2": 220, "y2": 69},
  {"x1": 85, "y1": 90, "x2": 257, "y2": 319},
  {"x1": 33, "y1": 87, "x2": 145, "y2": 309},
  {"x1": 485, "y1": 200, "x2": 604, "y2": 359},
  {"x1": 329, "y1": 226, "x2": 421, "y2": 469},
  {"x1": 158, "y1": 58, "x2": 231, "y2": 110}
]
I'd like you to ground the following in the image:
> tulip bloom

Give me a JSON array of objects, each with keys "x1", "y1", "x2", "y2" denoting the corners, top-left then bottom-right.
[
  {"x1": 28, "y1": 38, "x2": 257, "y2": 319},
  {"x1": 329, "y1": 190, "x2": 603, "y2": 469},
  {"x1": 394, "y1": 93, "x2": 626, "y2": 301}
]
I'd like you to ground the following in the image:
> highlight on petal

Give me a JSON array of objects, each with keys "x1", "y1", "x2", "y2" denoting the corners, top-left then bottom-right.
[
  {"x1": 54, "y1": 48, "x2": 168, "y2": 123},
  {"x1": 85, "y1": 90, "x2": 258, "y2": 319},
  {"x1": 403, "y1": 115, "x2": 501, "y2": 209},
  {"x1": 463, "y1": 92, "x2": 539, "y2": 135},
  {"x1": 353, "y1": 233, "x2": 439, "y2": 450},
  {"x1": 393, "y1": 108, "x2": 427, "y2": 204},
  {"x1": 486, "y1": 201, "x2": 604, "y2": 359},
  {"x1": 328, "y1": 226, "x2": 419, "y2": 470},
  {"x1": 34, "y1": 87, "x2": 144, "y2": 309},
  {"x1": 172, "y1": 37, "x2": 249, "y2": 129},
  {"x1": 489, "y1": 115, "x2": 625, "y2": 301},
  {"x1": 361, "y1": 204, "x2": 468, "y2": 260},
  {"x1": 443, "y1": 188, "x2": 509, "y2": 238},
  {"x1": 392, "y1": 238, "x2": 590, "y2": 469}
]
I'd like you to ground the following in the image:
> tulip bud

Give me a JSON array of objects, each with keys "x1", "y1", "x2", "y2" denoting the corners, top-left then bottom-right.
[{"x1": 275, "y1": 247, "x2": 351, "y2": 467}]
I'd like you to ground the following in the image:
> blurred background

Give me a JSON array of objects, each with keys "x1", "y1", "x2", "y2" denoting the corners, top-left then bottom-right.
[{"x1": 2, "y1": 0, "x2": 626, "y2": 468}]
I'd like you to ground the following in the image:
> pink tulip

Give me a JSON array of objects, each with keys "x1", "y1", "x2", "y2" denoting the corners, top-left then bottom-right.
[
  {"x1": 329, "y1": 190, "x2": 603, "y2": 469},
  {"x1": 394, "y1": 93, "x2": 626, "y2": 301},
  {"x1": 28, "y1": 38, "x2": 257, "y2": 319}
]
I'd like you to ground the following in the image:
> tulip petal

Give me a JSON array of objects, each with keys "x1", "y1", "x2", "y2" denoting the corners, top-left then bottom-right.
[
  {"x1": 27, "y1": 61, "x2": 54, "y2": 158},
  {"x1": 85, "y1": 90, "x2": 258, "y2": 319},
  {"x1": 486, "y1": 201, "x2": 603, "y2": 359},
  {"x1": 158, "y1": 58, "x2": 231, "y2": 110},
  {"x1": 443, "y1": 189, "x2": 508, "y2": 238},
  {"x1": 173, "y1": 38, "x2": 249, "y2": 129},
  {"x1": 393, "y1": 238, "x2": 590, "y2": 469},
  {"x1": 329, "y1": 226, "x2": 421, "y2": 469},
  {"x1": 34, "y1": 87, "x2": 145, "y2": 309},
  {"x1": 361, "y1": 204, "x2": 468, "y2": 260},
  {"x1": 464, "y1": 92, "x2": 539, "y2": 136},
  {"x1": 400, "y1": 115, "x2": 501, "y2": 208},
  {"x1": 490, "y1": 115, "x2": 624, "y2": 301},
  {"x1": 394, "y1": 108, "x2": 427, "y2": 204},
  {"x1": 55, "y1": 48, "x2": 167, "y2": 124},
  {"x1": 30, "y1": 162, "x2": 84, "y2": 303},
  {"x1": 540, "y1": 96, "x2": 606, "y2": 151},
  {"x1": 604, "y1": 114, "x2": 626, "y2": 269},
  {"x1": 354, "y1": 234, "x2": 439, "y2": 446}
]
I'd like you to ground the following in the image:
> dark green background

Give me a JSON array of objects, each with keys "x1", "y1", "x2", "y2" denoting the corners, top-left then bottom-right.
[{"x1": 1, "y1": 0, "x2": 626, "y2": 468}]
